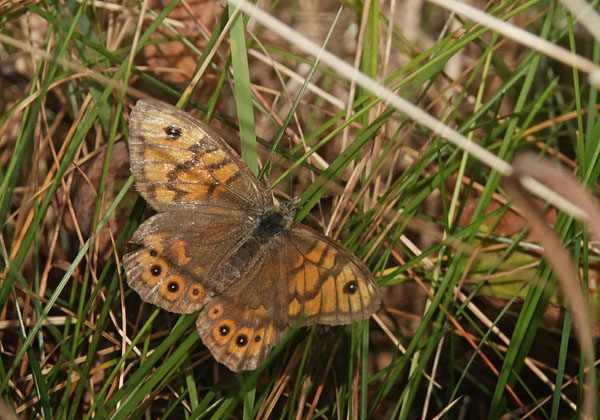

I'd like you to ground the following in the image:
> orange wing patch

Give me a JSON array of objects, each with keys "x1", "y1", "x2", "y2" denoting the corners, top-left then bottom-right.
[
  {"x1": 288, "y1": 298, "x2": 302, "y2": 317},
  {"x1": 212, "y1": 163, "x2": 239, "y2": 184},
  {"x1": 247, "y1": 327, "x2": 266, "y2": 356},
  {"x1": 170, "y1": 239, "x2": 191, "y2": 265},
  {"x1": 142, "y1": 144, "x2": 194, "y2": 165},
  {"x1": 176, "y1": 167, "x2": 214, "y2": 184},
  {"x1": 154, "y1": 185, "x2": 177, "y2": 202},
  {"x1": 305, "y1": 240, "x2": 328, "y2": 264},
  {"x1": 303, "y1": 292, "x2": 322, "y2": 317},
  {"x1": 320, "y1": 276, "x2": 337, "y2": 313},
  {"x1": 202, "y1": 149, "x2": 228, "y2": 167},
  {"x1": 321, "y1": 247, "x2": 336, "y2": 269}
]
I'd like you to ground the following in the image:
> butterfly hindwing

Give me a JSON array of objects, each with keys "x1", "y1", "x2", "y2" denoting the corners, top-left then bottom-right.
[
  {"x1": 195, "y1": 225, "x2": 381, "y2": 371},
  {"x1": 196, "y1": 243, "x2": 288, "y2": 371},
  {"x1": 283, "y1": 225, "x2": 381, "y2": 325},
  {"x1": 124, "y1": 210, "x2": 257, "y2": 313}
]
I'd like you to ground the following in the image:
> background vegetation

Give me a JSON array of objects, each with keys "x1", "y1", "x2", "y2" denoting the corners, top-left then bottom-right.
[{"x1": 0, "y1": 0, "x2": 599, "y2": 418}]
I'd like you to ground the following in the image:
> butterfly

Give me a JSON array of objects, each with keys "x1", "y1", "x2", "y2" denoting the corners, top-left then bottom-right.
[{"x1": 123, "y1": 99, "x2": 381, "y2": 371}]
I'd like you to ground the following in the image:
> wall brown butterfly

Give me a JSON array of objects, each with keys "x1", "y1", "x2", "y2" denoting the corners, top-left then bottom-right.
[{"x1": 124, "y1": 99, "x2": 381, "y2": 371}]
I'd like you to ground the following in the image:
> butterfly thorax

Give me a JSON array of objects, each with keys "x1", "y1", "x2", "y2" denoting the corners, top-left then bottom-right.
[
  {"x1": 254, "y1": 211, "x2": 286, "y2": 243},
  {"x1": 219, "y1": 210, "x2": 286, "y2": 285}
]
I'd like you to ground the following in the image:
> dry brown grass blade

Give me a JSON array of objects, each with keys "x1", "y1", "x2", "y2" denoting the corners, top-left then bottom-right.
[{"x1": 505, "y1": 153, "x2": 597, "y2": 419}]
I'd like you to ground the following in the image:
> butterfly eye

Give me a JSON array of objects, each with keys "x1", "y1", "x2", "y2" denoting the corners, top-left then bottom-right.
[
  {"x1": 164, "y1": 124, "x2": 182, "y2": 140},
  {"x1": 236, "y1": 334, "x2": 248, "y2": 347},
  {"x1": 343, "y1": 281, "x2": 358, "y2": 294},
  {"x1": 150, "y1": 265, "x2": 162, "y2": 276}
]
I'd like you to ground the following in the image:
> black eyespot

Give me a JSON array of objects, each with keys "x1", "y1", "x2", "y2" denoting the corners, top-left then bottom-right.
[
  {"x1": 167, "y1": 281, "x2": 179, "y2": 293},
  {"x1": 219, "y1": 325, "x2": 230, "y2": 336},
  {"x1": 150, "y1": 265, "x2": 162, "y2": 276},
  {"x1": 164, "y1": 125, "x2": 182, "y2": 140},
  {"x1": 343, "y1": 281, "x2": 358, "y2": 294},
  {"x1": 213, "y1": 308, "x2": 220, "y2": 314},
  {"x1": 254, "y1": 335, "x2": 261, "y2": 342},
  {"x1": 149, "y1": 249, "x2": 158, "y2": 257},
  {"x1": 191, "y1": 287, "x2": 200, "y2": 295},
  {"x1": 236, "y1": 334, "x2": 248, "y2": 347}
]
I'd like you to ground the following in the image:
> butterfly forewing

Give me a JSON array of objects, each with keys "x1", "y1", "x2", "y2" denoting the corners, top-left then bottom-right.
[{"x1": 128, "y1": 99, "x2": 270, "y2": 212}]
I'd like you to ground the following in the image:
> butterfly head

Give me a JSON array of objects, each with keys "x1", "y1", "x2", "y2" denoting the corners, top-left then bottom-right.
[{"x1": 275, "y1": 197, "x2": 300, "y2": 227}]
